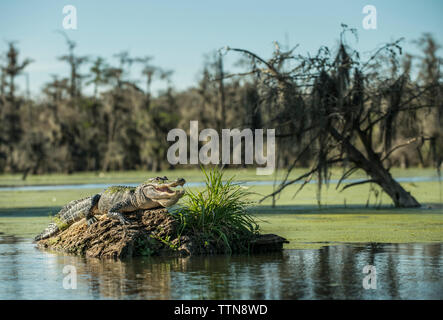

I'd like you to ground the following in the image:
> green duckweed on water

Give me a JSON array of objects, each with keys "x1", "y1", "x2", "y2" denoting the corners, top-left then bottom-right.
[
  {"x1": 257, "y1": 210, "x2": 443, "y2": 249},
  {"x1": 0, "y1": 168, "x2": 442, "y2": 249},
  {"x1": 1, "y1": 207, "x2": 442, "y2": 249}
]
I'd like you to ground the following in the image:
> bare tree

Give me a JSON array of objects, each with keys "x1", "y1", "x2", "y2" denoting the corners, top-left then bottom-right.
[
  {"x1": 134, "y1": 56, "x2": 156, "y2": 104},
  {"x1": 57, "y1": 31, "x2": 88, "y2": 99},
  {"x1": 2, "y1": 42, "x2": 33, "y2": 102},
  {"x1": 87, "y1": 57, "x2": 108, "y2": 98},
  {"x1": 225, "y1": 28, "x2": 440, "y2": 208}
]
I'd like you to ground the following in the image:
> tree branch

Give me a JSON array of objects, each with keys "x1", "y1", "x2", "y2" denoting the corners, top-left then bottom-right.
[
  {"x1": 341, "y1": 179, "x2": 377, "y2": 191},
  {"x1": 259, "y1": 158, "x2": 342, "y2": 203},
  {"x1": 381, "y1": 136, "x2": 430, "y2": 162}
]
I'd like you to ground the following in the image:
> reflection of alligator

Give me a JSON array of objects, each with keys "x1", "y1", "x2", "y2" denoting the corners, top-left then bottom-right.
[{"x1": 34, "y1": 177, "x2": 185, "y2": 241}]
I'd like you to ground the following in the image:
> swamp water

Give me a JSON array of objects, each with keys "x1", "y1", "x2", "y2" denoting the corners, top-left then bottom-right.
[{"x1": 0, "y1": 235, "x2": 442, "y2": 299}]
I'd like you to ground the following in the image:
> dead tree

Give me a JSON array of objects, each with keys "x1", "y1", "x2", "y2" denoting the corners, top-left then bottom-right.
[
  {"x1": 57, "y1": 31, "x2": 88, "y2": 99},
  {"x1": 225, "y1": 28, "x2": 440, "y2": 208}
]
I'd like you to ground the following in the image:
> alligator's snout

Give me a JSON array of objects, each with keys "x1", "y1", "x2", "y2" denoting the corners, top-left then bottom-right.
[
  {"x1": 147, "y1": 178, "x2": 186, "y2": 207},
  {"x1": 144, "y1": 177, "x2": 186, "y2": 201},
  {"x1": 171, "y1": 178, "x2": 186, "y2": 187}
]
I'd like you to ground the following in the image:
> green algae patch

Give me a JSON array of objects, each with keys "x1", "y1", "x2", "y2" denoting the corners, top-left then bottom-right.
[
  {"x1": 0, "y1": 216, "x2": 51, "y2": 238},
  {"x1": 1, "y1": 210, "x2": 443, "y2": 252},
  {"x1": 1, "y1": 206, "x2": 443, "y2": 249},
  {"x1": 257, "y1": 211, "x2": 443, "y2": 249}
]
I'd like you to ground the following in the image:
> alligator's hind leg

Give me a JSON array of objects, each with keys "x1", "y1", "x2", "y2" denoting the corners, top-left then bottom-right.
[{"x1": 86, "y1": 194, "x2": 101, "y2": 226}]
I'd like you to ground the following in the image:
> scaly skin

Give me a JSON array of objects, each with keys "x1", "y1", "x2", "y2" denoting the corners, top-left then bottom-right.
[{"x1": 34, "y1": 177, "x2": 186, "y2": 241}]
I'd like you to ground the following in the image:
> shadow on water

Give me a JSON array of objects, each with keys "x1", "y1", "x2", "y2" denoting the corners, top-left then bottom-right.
[
  {"x1": 0, "y1": 207, "x2": 63, "y2": 217},
  {"x1": 0, "y1": 235, "x2": 442, "y2": 300}
]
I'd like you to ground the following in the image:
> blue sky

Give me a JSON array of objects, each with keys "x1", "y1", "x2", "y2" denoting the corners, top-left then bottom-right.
[{"x1": 1, "y1": 0, "x2": 442, "y2": 96}]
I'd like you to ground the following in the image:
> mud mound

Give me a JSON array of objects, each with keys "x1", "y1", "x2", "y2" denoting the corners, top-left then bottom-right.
[
  {"x1": 37, "y1": 209, "x2": 178, "y2": 259},
  {"x1": 36, "y1": 208, "x2": 288, "y2": 259}
]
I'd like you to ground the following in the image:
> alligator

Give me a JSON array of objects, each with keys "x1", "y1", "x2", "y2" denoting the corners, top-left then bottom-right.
[{"x1": 34, "y1": 177, "x2": 186, "y2": 241}]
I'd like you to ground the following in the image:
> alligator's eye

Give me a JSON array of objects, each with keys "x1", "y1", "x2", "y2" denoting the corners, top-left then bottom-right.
[{"x1": 153, "y1": 176, "x2": 168, "y2": 182}]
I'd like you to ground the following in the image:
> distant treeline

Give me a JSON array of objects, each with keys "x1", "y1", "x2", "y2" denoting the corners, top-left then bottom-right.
[{"x1": 0, "y1": 31, "x2": 441, "y2": 177}]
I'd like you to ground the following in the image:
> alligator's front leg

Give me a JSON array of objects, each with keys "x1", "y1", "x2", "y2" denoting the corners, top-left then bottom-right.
[
  {"x1": 107, "y1": 199, "x2": 135, "y2": 225},
  {"x1": 86, "y1": 194, "x2": 101, "y2": 226}
]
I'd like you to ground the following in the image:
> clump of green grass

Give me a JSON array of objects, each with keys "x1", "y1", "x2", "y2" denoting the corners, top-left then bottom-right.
[{"x1": 174, "y1": 167, "x2": 259, "y2": 253}]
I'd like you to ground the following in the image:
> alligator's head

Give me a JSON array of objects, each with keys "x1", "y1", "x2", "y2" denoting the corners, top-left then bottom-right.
[{"x1": 139, "y1": 177, "x2": 186, "y2": 207}]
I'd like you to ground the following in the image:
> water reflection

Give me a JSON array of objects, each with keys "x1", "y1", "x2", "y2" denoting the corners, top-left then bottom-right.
[{"x1": 0, "y1": 236, "x2": 442, "y2": 299}]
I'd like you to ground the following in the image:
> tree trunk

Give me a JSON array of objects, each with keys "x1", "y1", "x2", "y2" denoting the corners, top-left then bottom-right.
[
  {"x1": 330, "y1": 128, "x2": 421, "y2": 208},
  {"x1": 217, "y1": 55, "x2": 226, "y2": 131},
  {"x1": 365, "y1": 162, "x2": 420, "y2": 208},
  {"x1": 9, "y1": 74, "x2": 15, "y2": 101}
]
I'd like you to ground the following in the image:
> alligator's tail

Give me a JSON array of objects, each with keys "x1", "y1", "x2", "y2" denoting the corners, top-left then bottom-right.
[
  {"x1": 34, "y1": 196, "x2": 94, "y2": 242},
  {"x1": 34, "y1": 223, "x2": 59, "y2": 241}
]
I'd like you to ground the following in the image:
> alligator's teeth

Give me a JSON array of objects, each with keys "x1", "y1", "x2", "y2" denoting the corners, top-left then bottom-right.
[{"x1": 157, "y1": 186, "x2": 176, "y2": 194}]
